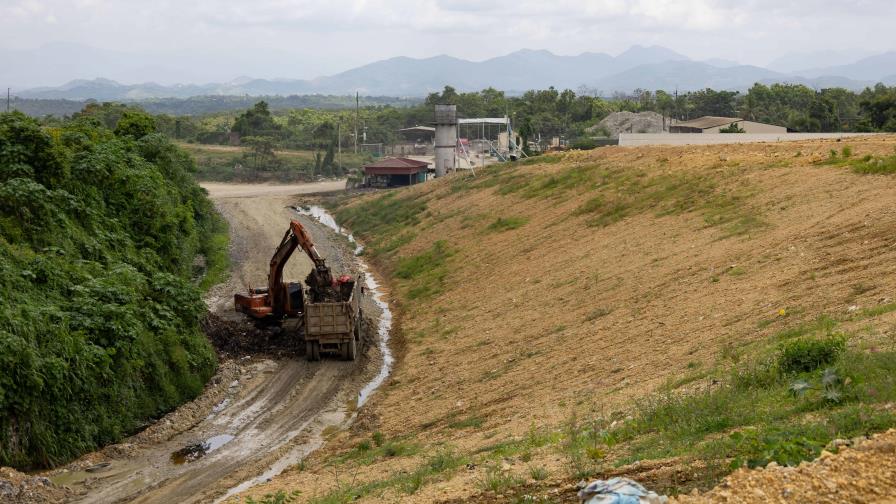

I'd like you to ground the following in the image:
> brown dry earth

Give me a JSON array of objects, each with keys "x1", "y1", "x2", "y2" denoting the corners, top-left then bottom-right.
[
  {"x1": 239, "y1": 136, "x2": 896, "y2": 503},
  {"x1": 21, "y1": 180, "x2": 383, "y2": 504}
]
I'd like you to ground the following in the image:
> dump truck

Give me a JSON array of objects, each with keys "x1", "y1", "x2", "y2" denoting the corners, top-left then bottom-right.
[{"x1": 234, "y1": 219, "x2": 363, "y2": 361}]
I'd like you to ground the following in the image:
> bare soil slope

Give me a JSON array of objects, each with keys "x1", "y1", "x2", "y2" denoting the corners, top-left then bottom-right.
[{"x1": 240, "y1": 137, "x2": 896, "y2": 503}]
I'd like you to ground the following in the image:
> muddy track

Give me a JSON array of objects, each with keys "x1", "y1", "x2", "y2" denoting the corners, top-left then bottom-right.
[{"x1": 48, "y1": 181, "x2": 383, "y2": 503}]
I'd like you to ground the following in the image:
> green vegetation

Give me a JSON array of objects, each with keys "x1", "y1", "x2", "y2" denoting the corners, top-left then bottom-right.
[
  {"x1": 718, "y1": 122, "x2": 745, "y2": 133},
  {"x1": 0, "y1": 111, "x2": 225, "y2": 469},
  {"x1": 486, "y1": 216, "x2": 529, "y2": 232},
  {"x1": 851, "y1": 152, "x2": 896, "y2": 175},
  {"x1": 331, "y1": 191, "x2": 429, "y2": 261},
  {"x1": 470, "y1": 161, "x2": 764, "y2": 237},
  {"x1": 308, "y1": 448, "x2": 467, "y2": 503},
  {"x1": 180, "y1": 143, "x2": 370, "y2": 182},
  {"x1": 394, "y1": 240, "x2": 454, "y2": 300},
  {"x1": 777, "y1": 335, "x2": 845, "y2": 374},
  {"x1": 554, "y1": 317, "x2": 896, "y2": 492}
]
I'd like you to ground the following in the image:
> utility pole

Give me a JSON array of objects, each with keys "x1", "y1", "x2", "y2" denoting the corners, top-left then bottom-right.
[
  {"x1": 337, "y1": 122, "x2": 342, "y2": 166},
  {"x1": 6, "y1": 88, "x2": 10, "y2": 112},
  {"x1": 354, "y1": 92, "x2": 359, "y2": 154}
]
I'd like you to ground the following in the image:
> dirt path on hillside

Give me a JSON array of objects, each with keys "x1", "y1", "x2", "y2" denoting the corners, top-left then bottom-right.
[{"x1": 43, "y1": 181, "x2": 382, "y2": 504}]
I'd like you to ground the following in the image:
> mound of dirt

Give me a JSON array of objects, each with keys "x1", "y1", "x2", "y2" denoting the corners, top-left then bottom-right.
[
  {"x1": 675, "y1": 429, "x2": 896, "y2": 503},
  {"x1": 201, "y1": 313, "x2": 304, "y2": 357},
  {"x1": 589, "y1": 111, "x2": 666, "y2": 137},
  {"x1": 0, "y1": 467, "x2": 70, "y2": 504}
]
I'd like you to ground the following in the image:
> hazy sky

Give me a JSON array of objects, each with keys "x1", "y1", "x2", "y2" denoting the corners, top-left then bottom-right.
[{"x1": 1, "y1": 0, "x2": 892, "y2": 86}]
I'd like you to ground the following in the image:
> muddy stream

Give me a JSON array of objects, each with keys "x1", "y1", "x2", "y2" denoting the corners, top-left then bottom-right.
[{"x1": 45, "y1": 182, "x2": 394, "y2": 503}]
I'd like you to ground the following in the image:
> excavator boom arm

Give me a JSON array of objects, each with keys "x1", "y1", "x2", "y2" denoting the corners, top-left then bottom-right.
[{"x1": 267, "y1": 219, "x2": 330, "y2": 312}]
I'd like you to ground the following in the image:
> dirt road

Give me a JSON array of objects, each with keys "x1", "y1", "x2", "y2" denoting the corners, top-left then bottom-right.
[{"x1": 48, "y1": 181, "x2": 381, "y2": 503}]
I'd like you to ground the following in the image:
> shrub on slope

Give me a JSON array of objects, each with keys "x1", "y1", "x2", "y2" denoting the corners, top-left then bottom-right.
[{"x1": 0, "y1": 111, "x2": 222, "y2": 469}]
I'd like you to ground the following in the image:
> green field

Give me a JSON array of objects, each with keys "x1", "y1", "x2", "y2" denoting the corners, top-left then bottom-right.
[{"x1": 178, "y1": 143, "x2": 370, "y2": 182}]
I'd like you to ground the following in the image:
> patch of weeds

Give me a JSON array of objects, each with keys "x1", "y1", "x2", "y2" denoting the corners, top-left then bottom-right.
[
  {"x1": 856, "y1": 302, "x2": 896, "y2": 319},
  {"x1": 245, "y1": 490, "x2": 301, "y2": 504},
  {"x1": 528, "y1": 465, "x2": 549, "y2": 481},
  {"x1": 332, "y1": 434, "x2": 418, "y2": 466},
  {"x1": 559, "y1": 417, "x2": 613, "y2": 479},
  {"x1": 478, "y1": 466, "x2": 526, "y2": 493},
  {"x1": 332, "y1": 192, "x2": 427, "y2": 256},
  {"x1": 585, "y1": 324, "x2": 896, "y2": 493},
  {"x1": 851, "y1": 153, "x2": 896, "y2": 175},
  {"x1": 460, "y1": 213, "x2": 488, "y2": 229},
  {"x1": 722, "y1": 426, "x2": 828, "y2": 469},
  {"x1": 395, "y1": 448, "x2": 467, "y2": 494},
  {"x1": 372, "y1": 231, "x2": 416, "y2": 256},
  {"x1": 486, "y1": 216, "x2": 529, "y2": 232},
  {"x1": 395, "y1": 240, "x2": 453, "y2": 300},
  {"x1": 520, "y1": 164, "x2": 598, "y2": 199},
  {"x1": 449, "y1": 415, "x2": 485, "y2": 430},
  {"x1": 475, "y1": 427, "x2": 559, "y2": 459},
  {"x1": 585, "y1": 308, "x2": 611, "y2": 321},
  {"x1": 519, "y1": 154, "x2": 564, "y2": 165},
  {"x1": 551, "y1": 325, "x2": 567, "y2": 334},
  {"x1": 771, "y1": 315, "x2": 837, "y2": 342},
  {"x1": 727, "y1": 266, "x2": 745, "y2": 276},
  {"x1": 777, "y1": 335, "x2": 846, "y2": 374}
]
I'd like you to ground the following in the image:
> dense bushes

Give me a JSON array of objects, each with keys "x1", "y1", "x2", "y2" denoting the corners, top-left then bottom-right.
[{"x1": 0, "y1": 111, "x2": 223, "y2": 469}]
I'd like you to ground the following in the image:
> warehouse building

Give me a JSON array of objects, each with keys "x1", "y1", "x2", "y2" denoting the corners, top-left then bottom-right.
[{"x1": 670, "y1": 116, "x2": 787, "y2": 134}]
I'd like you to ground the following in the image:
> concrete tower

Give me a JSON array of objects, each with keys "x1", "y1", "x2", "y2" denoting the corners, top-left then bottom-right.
[{"x1": 433, "y1": 104, "x2": 457, "y2": 178}]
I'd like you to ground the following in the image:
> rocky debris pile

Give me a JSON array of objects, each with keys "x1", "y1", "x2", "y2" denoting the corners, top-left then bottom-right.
[
  {"x1": 588, "y1": 112, "x2": 666, "y2": 138},
  {"x1": 201, "y1": 312, "x2": 303, "y2": 357},
  {"x1": 674, "y1": 429, "x2": 896, "y2": 503},
  {"x1": 0, "y1": 467, "x2": 70, "y2": 504}
]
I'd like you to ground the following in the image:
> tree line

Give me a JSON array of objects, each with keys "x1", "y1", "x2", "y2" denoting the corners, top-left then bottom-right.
[{"x1": 0, "y1": 110, "x2": 225, "y2": 468}]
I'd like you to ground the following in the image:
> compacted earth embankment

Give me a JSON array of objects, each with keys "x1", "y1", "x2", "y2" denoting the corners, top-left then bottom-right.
[{"x1": 237, "y1": 137, "x2": 896, "y2": 503}]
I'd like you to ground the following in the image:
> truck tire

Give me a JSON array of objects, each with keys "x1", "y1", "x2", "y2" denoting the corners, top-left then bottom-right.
[
  {"x1": 346, "y1": 335, "x2": 356, "y2": 361},
  {"x1": 306, "y1": 340, "x2": 320, "y2": 361}
]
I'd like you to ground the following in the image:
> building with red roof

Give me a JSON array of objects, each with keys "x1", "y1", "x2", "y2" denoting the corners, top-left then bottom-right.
[{"x1": 363, "y1": 157, "x2": 431, "y2": 188}]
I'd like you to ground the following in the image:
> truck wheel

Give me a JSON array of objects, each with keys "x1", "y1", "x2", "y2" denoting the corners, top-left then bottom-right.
[
  {"x1": 307, "y1": 341, "x2": 320, "y2": 361},
  {"x1": 347, "y1": 335, "x2": 356, "y2": 361}
]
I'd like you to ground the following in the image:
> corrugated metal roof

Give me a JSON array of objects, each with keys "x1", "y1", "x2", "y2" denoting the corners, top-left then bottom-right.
[
  {"x1": 674, "y1": 116, "x2": 743, "y2": 129},
  {"x1": 363, "y1": 157, "x2": 430, "y2": 169},
  {"x1": 363, "y1": 157, "x2": 430, "y2": 175}
]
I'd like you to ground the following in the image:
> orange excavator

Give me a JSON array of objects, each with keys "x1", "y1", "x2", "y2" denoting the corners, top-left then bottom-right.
[{"x1": 234, "y1": 219, "x2": 362, "y2": 360}]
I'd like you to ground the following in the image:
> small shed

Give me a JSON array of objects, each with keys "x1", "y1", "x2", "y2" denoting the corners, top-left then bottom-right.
[
  {"x1": 363, "y1": 157, "x2": 430, "y2": 188},
  {"x1": 670, "y1": 116, "x2": 787, "y2": 134}
]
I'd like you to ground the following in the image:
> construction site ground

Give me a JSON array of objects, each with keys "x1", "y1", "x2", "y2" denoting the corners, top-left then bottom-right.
[
  {"x1": 233, "y1": 136, "x2": 896, "y2": 503},
  {"x1": 10, "y1": 180, "x2": 386, "y2": 504}
]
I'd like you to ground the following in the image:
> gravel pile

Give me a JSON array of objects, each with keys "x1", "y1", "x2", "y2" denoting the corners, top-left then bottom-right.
[
  {"x1": 674, "y1": 428, "x2": 896, "y2": 503},
  {"x1": 589, "y1": 111, "x2": 667, "y2": 138},
  {"x1": 0, "y1": 467, "x2": 70, "y2": 504}
]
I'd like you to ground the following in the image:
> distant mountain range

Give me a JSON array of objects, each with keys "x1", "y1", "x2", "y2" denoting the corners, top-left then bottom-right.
[{"x1": 10, "y1": 45, "x2": 896, "y2": 101}]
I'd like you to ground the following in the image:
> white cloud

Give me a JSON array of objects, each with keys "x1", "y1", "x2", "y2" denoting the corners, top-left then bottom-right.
[{"x1": 0, "y1": 0, "x2": 894, "y2": 86}]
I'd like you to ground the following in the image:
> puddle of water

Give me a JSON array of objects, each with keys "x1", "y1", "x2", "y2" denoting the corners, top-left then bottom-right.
[
  {"x1": 293, "y1": 205, "x2": 394, "y2": 407},
  {"x1": 170, "y1": 434, "x2": 235, "y2": 465},
  {"x1": 49, "y1": 470, "x2": 93, "y2": 487}
]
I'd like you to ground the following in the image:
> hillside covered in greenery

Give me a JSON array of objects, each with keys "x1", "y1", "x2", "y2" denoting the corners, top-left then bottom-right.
[{"x1": 0, "y1": 110, "x2": 226, "y2": 469}]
